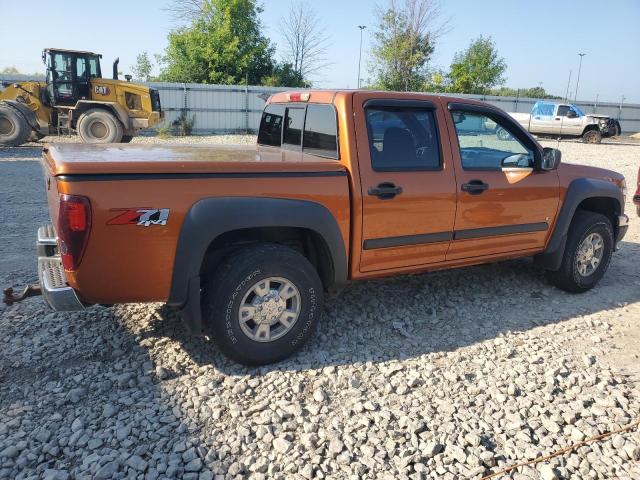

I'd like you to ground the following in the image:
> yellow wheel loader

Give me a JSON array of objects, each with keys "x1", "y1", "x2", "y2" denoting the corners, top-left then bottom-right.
[{"x1": 0, "y1": 48, "x2": 163, "y2": 146}]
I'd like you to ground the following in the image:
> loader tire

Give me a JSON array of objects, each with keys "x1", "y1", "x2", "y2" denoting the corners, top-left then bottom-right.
[
  {"x1": 77, "y1": 109, "x2": 123, "y2": 143},
  {"x1": 0, "y1": 104, "x2": 31, "y2": 146}
]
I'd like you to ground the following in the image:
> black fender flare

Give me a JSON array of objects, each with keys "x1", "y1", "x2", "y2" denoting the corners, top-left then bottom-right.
[
  {"x1": 535, "y1": 178, "x2": 623, "y2": 270},
  {"x1": 0, "y1": 100, "x2": 39, "y2": 131},
  {"x1": 168, "y1": 197, "x2": 348, "y2": 333}
]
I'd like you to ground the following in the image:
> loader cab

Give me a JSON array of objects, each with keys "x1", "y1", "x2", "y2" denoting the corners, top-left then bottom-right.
[{"x1": 43, "y1": 49, "x2": 102, "y2": 107}]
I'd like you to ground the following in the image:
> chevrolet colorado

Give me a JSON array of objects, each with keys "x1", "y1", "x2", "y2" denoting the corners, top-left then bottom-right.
[{"x1": 30, "y1": 90, "x2": 629, "y2": 365}]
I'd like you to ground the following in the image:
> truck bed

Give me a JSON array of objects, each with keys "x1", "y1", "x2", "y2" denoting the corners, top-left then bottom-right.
[
  {"x1": 42, "y1": 143, "x2": 351, "y2": 305},
  {"x1": 43, "y1": 143, "x2": 347, "y2": 176}
]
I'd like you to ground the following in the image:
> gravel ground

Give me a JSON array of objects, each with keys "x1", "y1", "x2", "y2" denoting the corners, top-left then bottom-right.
[{"x1": 0, "y1": 137, "x2": 639, "y2": 479}]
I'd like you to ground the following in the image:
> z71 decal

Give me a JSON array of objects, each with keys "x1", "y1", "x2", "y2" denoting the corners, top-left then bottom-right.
[{"x1": 107, "y1": 208, "x2": 170, "y2": 227}]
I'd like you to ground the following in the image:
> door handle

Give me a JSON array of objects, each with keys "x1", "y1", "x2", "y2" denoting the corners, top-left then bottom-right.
[
  {"x1": 461, "y1": 180, "x2": 489, "y2": 195},
  {"x1": 368, "y1": 182, "x2": 403, "y2": 200}
]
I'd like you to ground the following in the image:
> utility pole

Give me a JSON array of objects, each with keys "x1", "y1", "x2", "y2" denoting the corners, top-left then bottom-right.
[
  {"x1": 564, "y1": 70, "x2": 572, "y2": 102},
  {"x1": 619, "y1": 95, "x2": 625, "y2": 121},
  {"x1": 574, "y1": 53, "x2": 586, "y2": 102},
  {"x1": 357, "y1": 25, "x2": 366, "y2": 89}
]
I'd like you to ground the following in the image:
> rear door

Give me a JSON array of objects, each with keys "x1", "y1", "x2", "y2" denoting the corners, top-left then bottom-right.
[
  {"x1": 445, "y1": 102, "x2": 560, "y2": 260},
  {"x1": 353, "y1": 93, "x2": 457, "y2": 272}
]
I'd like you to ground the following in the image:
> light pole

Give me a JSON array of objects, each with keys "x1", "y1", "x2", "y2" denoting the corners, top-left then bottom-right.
[
  {"x1": 357, "y1": 25, "x2": 366, "y2": 89},
  {"x1": 574, "y1": 53, "x2": 586, "y2": 102},
  {"x1": 564, "y1": 69, "x2": 572, "y2": 102}
]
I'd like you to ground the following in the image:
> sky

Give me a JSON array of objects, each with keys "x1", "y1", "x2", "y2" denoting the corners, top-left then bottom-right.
[{"x1": 0, "y1": 0, "x2": 639, "y2": 103}]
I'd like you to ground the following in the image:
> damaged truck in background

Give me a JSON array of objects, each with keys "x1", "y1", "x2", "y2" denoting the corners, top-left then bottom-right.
[{"x1": 503, "y1": 101, "x2": 621, "y2": 144}]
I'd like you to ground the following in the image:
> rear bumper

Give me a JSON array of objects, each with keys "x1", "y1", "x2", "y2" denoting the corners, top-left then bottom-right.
[{"x1": 37, "y1": 226, "x2": 84, "y2": 311}]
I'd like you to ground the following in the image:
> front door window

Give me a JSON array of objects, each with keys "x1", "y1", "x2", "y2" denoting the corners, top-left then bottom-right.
[{"x1": 451, "y1": 112, "x2": 534, "y2": 170}]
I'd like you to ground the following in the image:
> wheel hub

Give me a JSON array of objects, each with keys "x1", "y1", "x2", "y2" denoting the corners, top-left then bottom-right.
[
  {"x1": 0, "y1": 116, "x2": 14, "y2": 136},
  {"x1": 576, "y1": 232, "x2": 604, "y2": 277},
  {"x1": 238, "y1": 277, "x2": 301, "y2": 343},
  {"x1": 252, "y1": 291, "x2": 287, "y2": 325}
]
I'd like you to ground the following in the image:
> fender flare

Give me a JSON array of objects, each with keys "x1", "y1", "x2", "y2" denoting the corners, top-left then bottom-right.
[
  {"x1": 535, "y1": 178, "x2": 623, "y2": 270},
  {"x1": 168, "y1": 197, "x2": 348, "y2": 332},
  {"x1": 0, "y1": 100, "x2": 39, "y2": 131}
]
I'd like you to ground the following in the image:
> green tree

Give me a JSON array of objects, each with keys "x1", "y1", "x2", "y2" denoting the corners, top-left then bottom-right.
[
  {"x1": 448, "y1": 36, "x2": 506, "y2": 94},
  {"x1": 131, "y1": 52, "x2": 153, "y2": 81},
  {"x1": 0, "y1": 66, "x2": 20, "y2": 75},
  {"x1": 370, "y1": 0, "x2": 446, "y2": 91},
  {"x1": 161, "y1": 0, "x2": 275, "y2": 85},
  {"x1": 262, "y1": 62, "x2": 308, "y2": 87}
]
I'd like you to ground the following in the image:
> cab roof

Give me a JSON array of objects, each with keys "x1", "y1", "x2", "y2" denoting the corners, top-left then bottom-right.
[{"x1": 43, "y1": 48, "x2": 102, "y2": 58}]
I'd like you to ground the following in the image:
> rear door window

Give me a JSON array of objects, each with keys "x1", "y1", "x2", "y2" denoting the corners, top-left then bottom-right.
[
  {"x1": 303, "y1": 104, "x2": 338, "y2": 158},
  {"x1": 283, "y1": 107, "x2": 305, "y2": 147},
  {"x1": 257, "y1": 104, "x2": 285, "y2": 147},
  {"x1": 365, "y1": 106, "x2": 441, "y2": 171}
]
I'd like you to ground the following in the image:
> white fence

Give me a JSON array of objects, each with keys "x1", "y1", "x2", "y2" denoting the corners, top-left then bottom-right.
[
  {"x1": 2, "y1": 75, "x2": 639, "y2": 134},
  {"x1": 146, "y1": 83, "x2": 640, "y2": 135}
]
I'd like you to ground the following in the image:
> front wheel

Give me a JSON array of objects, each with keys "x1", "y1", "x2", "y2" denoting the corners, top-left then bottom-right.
[
  {"x1": 582, "y1": 129, "x2": 602, "y2": 144},
  {"x1": 202, "y1": 244, "x2": 324, "y2": 365},
  {"x1": 546, "y1": 211, "x2": 614, "y2": 293},
  {"x1": 0, "y1": 104, "x2": 31, "y2": 146}
]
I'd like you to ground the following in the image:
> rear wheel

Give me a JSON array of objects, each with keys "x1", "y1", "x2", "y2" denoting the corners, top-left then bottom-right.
[
  {"x1": 202, "y1": 244, "x2": 324, "y2": 365},
  {"x1": 0, "y1": 104, "x2": 31, "y2": 146},
  {"x1": 77, "y1": 109, "x2": 123, "y2": 143},
  {"x1": 546, "y1": 211, "x2": 614, "y2": 293},
  {"x1": 582, "y1": 129, "x2": 602, "y2": 144}
]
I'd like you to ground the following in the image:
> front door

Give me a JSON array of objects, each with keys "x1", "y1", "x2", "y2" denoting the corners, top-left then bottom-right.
[
  {"x1": 446, "y1": 104, "x2": 560, "y2": 260},
  {"x1": 48, "y1": 52, "x2": 79, "y2": 106},
  {"x1": 554, "y1": 105, "x2": 583, "y2": 136},
  {"x1": 353, "y1": 93, "x2": 457, "y2": 273}
]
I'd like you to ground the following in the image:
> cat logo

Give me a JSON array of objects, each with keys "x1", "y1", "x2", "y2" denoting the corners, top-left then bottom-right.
[
  {"x1": 107, "y1": 208, "x2": 170, "y2": 227},
  {"x1": 94, "y1": 85, "x2": 111, "y2": 96}
]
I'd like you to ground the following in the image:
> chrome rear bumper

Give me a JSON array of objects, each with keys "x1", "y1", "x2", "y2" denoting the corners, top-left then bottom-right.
[{"x1": 37, "y1": 225, "x2": 84, "y2": 311}]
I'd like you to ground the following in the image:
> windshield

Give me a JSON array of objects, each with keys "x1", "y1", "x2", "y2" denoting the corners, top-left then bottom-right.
[{"x1": 571, "y1": 104, "x2": 585, "y2": 117}]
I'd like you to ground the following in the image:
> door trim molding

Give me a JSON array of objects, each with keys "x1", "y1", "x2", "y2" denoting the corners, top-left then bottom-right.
[
  {"x1": 363, "y1": 231, "x2": 453, "y2": 250},
  {"x1": 453, "y1": 222, "x2": 549, "y2": 240},
  {"x1": 363, "y1": 222, "x2": 548, "y2": 250}
]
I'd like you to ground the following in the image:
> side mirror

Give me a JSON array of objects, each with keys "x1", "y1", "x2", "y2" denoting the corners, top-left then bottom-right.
[
  {"x1": 13, "y1": 83, "x2": 20, "y2": 88},
  {"x1": 125, "y1": 75, "x2": 132, "y2": 82},
  {"x1": 541, "y1": 147, "x2": 561, "y2": 171}
]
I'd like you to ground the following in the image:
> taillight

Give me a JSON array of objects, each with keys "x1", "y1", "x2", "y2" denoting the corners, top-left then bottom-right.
[
  {"x1": 57, "y1": 194, "x2": 91, "y2": 271},
  {"x1": 286, "y1": 92, "x2": 310, "y2": 102}
]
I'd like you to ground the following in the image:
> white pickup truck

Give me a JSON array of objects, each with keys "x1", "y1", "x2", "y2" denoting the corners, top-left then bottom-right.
[{"x1": 506, "y1": 101, "x2": 621, "y2": 144}]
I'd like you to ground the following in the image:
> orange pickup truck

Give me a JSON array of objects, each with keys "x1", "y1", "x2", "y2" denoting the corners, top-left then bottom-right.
[{"x1": 33, "y1": 90, "x2": 629, "y2": 365}]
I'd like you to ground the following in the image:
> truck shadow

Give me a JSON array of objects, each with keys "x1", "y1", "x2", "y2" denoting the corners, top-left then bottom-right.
[{"x1": 142, "y1": 239, "x2": 640, "y2": 376}]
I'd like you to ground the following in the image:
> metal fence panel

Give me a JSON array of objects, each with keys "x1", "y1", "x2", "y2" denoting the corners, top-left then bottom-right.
[{"x1": 2, "y1": 74, "x2": 639, "y2": 134}]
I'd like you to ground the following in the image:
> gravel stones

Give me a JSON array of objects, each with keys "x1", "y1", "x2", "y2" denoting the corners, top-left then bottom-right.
[{"x1": 0, "y1": 138, "x2": 639, "y2": 478}]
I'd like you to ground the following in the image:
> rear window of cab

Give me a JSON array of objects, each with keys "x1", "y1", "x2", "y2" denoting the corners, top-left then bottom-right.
[{"x1": 258, "y1": 103, "x2": 339, "y2": 159}]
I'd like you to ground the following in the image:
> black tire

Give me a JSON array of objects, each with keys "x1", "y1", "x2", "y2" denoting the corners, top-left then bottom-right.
[
  {"x1": 202, "y1": 244, "x2": 324, "y2": 365},
  {"x1": 546, "y1": 211, "x2": 614, "y2": 293},
  {"x1": 121, "y1": 135, "x2": 134, "y2": 143},
  {"x1": 582, "y1": 129, "x2": 601, "y2": 144},
  {"x1": 77, "y1": 109, "x2": 123, "y2": 143},
  {"x1": 0, "y1": 104, "x2": 31, "y2": 146}
]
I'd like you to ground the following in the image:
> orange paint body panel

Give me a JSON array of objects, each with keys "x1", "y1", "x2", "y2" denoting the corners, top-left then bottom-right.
[{"x1": 39, "y1": 90, "x2": 625, "y2": 308}]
